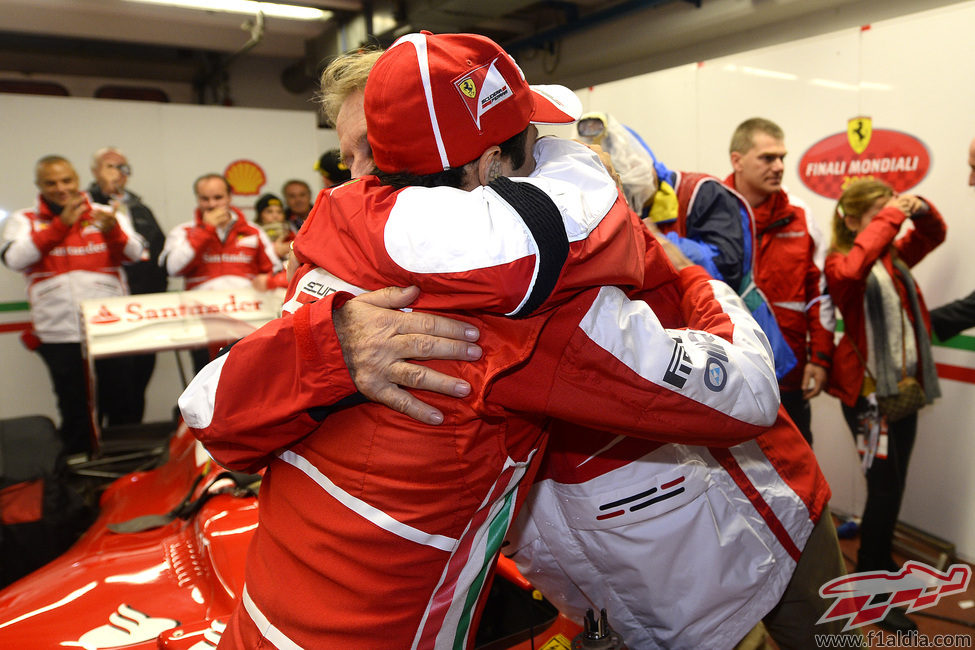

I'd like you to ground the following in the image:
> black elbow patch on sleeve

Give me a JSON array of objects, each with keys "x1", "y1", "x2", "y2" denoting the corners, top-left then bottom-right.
[
  {"x1": 488, "y1": 176, "x2": 569, "y2": 318},
  {"x1": 307, "y1": 393, "x2": 369, "y2": 422}
]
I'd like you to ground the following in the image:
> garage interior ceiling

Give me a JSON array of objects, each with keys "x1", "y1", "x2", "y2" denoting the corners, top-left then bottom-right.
[{"x1": 0, "y1": 0, "x2": 966, "y2": 100}]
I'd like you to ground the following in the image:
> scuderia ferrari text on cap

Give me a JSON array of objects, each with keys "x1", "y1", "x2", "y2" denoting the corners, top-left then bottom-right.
[{"x1": 364, "y1": 31, "x2": 583, "y2": 175}]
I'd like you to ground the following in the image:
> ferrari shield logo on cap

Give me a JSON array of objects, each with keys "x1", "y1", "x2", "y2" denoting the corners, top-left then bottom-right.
[
  {"x1": 454, "y1": 57, "x2": 513, "y2": 131},
  {"x1": 847, "y1": 116, "x2": 872, "y2": 154},
  {"x1": 458, "y1": 78, "x2": 476, "y2": 98}
]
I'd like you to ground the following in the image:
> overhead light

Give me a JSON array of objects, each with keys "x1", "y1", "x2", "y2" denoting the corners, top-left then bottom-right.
[
  {"x1": 126, "y1": 0, "x2": 331, "y2": 21},
  {"x1": 740, "y1": 66, "x2": 797, "y2": 81},
  {"x1": 809, "y1": 78, "x2": 858, "y2": 91}
]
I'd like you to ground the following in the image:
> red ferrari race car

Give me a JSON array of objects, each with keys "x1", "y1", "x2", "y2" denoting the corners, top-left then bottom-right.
[
  {"x1": 0, "y1": 289, "x2": 620, "y2": 649},
  {"x1": 0, "y1": 422, "x2": 597, "y2": 649}
]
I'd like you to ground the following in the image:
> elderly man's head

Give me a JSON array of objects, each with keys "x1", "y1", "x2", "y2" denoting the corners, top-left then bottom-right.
[
  {"x1": 320, "y1": 33, "x2": 580, "y2": 187},
  {"x1": 91, "y1": 147, "x2": 131, "y2": 196},
  {"x1": 320, "y1": 48, "x2": 382, "y2": 179}
]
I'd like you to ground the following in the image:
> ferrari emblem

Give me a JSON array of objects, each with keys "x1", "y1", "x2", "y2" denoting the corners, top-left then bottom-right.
[
  {"x1": 847, "y1": 117, "x2": 872, "y2": 154},
  {"x1": 459, "y1": 77, "x2": 476, "y2": 99}
]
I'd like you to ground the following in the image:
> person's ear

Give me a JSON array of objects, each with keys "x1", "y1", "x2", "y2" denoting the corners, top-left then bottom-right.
[
  {"x1": 730, "y1": 151, "x2": 743, "y2": 173},
  {"x1": 475, "y1": 146, "x2": 503, "y2": 187},
  {"x1": 843, "y1": 214, "x2": 859, "y2": 233}
]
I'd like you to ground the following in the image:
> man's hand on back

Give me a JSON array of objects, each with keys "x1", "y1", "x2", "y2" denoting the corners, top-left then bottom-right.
[{"x1": 333, "y1": 285, "x2": 482, "y2": 425}]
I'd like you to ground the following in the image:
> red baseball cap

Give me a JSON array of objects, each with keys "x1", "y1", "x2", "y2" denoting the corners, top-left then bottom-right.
[{"x1": 365, "y1": 31, "x2": 582, "y2": 175}]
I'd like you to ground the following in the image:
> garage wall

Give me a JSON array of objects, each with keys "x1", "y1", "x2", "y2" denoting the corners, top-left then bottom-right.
[{"x1": 0, "y1": 96, "x2": 321, "y2": 427}]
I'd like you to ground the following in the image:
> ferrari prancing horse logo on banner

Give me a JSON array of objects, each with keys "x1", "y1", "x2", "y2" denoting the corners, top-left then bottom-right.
[
  {"x1": 847, "y1": 116, "x2": 872, "y2": 154},
  {"x1": 799, "y1": 119, "x2": 930, "y2": 199}
]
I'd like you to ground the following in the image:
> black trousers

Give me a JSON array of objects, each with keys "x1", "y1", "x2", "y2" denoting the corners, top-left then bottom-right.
[
  {"x1": 125, "y1": 352, "x2": 157, "y2": 423},
  {"x1": 780, "y1": 389, "x2": 813, "y2": 445},
  {"x1": 36, "y1": 343, "x2": 143, "y2": 455},
  {"x1": 841, "y1": 397, "x2": 918, "y2": 572}
]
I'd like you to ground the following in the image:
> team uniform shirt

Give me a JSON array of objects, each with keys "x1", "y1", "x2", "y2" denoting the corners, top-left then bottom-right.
[
  {"x1": 0, "y1": 194, "x2": 145, "y2": 343},
  {"x1": 160, "y1": 206, "x2": 281, "y2": 290},
  {"x1": 181, "y1": 138, "x2": 783, "y2": 650},
  {"x1": 724, "y1": 176, "x2": 835, "y2": 391},
  {"x1": 825, "y1": 200, "x2": 946, "y2": 407}
]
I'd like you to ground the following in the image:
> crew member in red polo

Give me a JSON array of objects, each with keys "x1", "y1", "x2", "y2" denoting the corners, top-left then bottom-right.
[{"x1": 160, "y1": 173, "x2": 281, "y2": 371}]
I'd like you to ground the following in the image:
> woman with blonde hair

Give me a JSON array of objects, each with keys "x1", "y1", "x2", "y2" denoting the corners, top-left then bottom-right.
[{"x1": 825, "y1": 177, "x2": 946, "y2": 632}]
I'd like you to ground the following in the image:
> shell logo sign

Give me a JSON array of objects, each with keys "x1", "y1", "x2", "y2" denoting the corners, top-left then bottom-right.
[
  {"x1": 798, "y1": 118, "x2": 931, "y2": 199},
  {"x1": 224, "y1": 159, "x2": 267, "y2": 195}
]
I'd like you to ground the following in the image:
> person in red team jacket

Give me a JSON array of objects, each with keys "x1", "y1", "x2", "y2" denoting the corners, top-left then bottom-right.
[
  {"x1": 725, "y1": 117, "x2": 835, "y2": 445},
  {"x1": 1, "y1": 155, "x2": 145, "y2": 454},
  {"x1": 825, "y1": 179, "x2": 945, "y2": 634},
  {"x1": 160, "y1": 173, "x2": 281, "y2": 371}
]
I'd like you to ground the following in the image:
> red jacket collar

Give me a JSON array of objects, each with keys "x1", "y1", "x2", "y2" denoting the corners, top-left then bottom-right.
[{"x1": 724, "y1": 175, "x2": 790, "y2": 230}]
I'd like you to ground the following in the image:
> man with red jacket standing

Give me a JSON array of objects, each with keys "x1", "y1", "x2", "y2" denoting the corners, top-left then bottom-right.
[
  {"x1": 160, "y1": 173, "x2": 281, "y2": 371},
  {"x1": 1, "y1": 156, "x2": 146, "y2": 454},
  {"x1": 725, "y1": 118, "x2": 834, "y2": 444}
]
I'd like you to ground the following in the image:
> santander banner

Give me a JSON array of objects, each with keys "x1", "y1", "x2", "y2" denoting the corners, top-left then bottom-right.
[
  {"x1": 80, "y1": 288, "x2": 284, "y2": 358},
  {"x1": 798, "y1": 117, "x2": 931, "y2": 199}
]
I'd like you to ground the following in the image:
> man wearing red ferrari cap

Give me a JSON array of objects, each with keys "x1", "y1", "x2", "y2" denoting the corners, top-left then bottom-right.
[
  {"x1": 364, "y1": 31, "x2": 581, "y2": 175},
  {"x1": 183, "y1": 32, "x2": 785, "y2": 649}
]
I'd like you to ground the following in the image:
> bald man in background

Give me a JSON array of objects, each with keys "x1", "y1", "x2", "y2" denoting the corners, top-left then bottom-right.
[{"x1": 1, "y1": 156, "x2": 145, "y2": 454}]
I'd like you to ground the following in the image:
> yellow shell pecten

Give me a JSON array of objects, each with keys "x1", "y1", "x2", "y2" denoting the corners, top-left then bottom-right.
[{"x1": 224, "y1": 159, "x2": 266, "y2": 195}]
